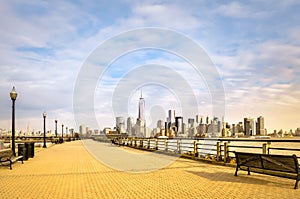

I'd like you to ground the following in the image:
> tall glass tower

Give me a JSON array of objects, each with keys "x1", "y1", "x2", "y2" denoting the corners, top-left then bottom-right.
[
  {"x1": 138, "y1": 91, "x2": 145, "y2": 122},
  {"x1": 136, "y1": 91, "x2": 146, "y2": 137}
]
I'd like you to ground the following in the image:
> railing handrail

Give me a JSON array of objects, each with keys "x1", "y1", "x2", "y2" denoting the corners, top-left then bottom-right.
[{"x1": 91, "y1": 136, "x2": 300, "y2": 164}]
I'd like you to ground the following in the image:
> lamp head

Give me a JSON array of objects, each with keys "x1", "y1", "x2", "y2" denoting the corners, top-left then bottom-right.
[{"x1": 10, "y1": 86, "x2": 18, "y2": 100}]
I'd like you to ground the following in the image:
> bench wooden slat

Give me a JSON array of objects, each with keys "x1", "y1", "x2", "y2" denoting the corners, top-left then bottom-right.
[
  {"x1": 262, "y1": 156, "x2": 296, "y2": 172},
  {"x1": 234, "y1": 151, "x2": 300, "y2": 189},
  {"x1": 238, "y1": 154, "x2": 262, "y2": 168}
]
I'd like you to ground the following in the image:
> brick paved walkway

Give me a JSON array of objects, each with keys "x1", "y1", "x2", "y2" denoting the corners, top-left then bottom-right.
[{"x1": 0, "y1": 140, "x2": 299, "y2": 198}]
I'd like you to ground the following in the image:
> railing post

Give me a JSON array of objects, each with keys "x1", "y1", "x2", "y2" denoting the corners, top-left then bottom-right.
[
  {"x1": 140, "y1": 139, "x2": 143, "y2": 148},
  {"x1": 147, "y1": 139, "x2": 150, "y2": 149},
  {"x1": 262, "y1": 142, "x2": 270, "y2": 154},
  {"x1": 224, "y1": 142, "x2": 230, "y2": 163},
  {"x1": 194, "y1": 140, "x2": 198, "y2": 157},
  {"x1": 165, "y1": 140, "x2": 168, "y2": 152},
  {"x1": 216, "y1": 141, "x2": 221, "y2": 161},
  {"x1": 134, "y1": 138, "x2": 137, "y2": 147},
  {"x1": 177, "y1": 139, "x2": 181, "y2": 154},
  {"x1": 155, "y1": 139, "x2": 158, "y2": 150}
]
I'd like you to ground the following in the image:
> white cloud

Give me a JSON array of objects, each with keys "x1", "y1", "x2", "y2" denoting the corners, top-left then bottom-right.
[
  {"x1": 131, "y1": 3, "x2": 200, "y2": 30},
  {"x1": 215, "y1": 2, "x2": 246, "y2": 17},
  {"x1": 0, "y1": 0, "x2": 300, "y2": 132},
  {"x1": 214, "y1": 1, "x2": 276, "y2": 19}
]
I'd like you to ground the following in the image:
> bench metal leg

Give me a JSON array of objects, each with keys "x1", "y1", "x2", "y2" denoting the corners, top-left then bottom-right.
[
  {"x1": 294, "y1": 179, "x2": 299, "y2": 189},
  {"x1": 9, "y1": 160, "x2": 12, "y2": 170},
  {"x1": 235, "y1": 166, "x2": 238, "y2": 176}
]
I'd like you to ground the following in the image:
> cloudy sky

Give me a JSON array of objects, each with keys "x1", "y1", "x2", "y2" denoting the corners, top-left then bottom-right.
[{"x1": 0, "y1": 0, "x2": 299, "y2": 134}]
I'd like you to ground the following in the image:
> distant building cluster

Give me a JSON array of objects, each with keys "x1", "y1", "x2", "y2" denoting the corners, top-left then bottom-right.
[
  {"x1": 75, "y1": 94, "x2": 299, "y2": 139},
  {"x1": 0, "y1": 125, "x2": 75, "y2": 138},
  {"x1": 151, "y1": 114, "x2": 267, "y2": 138}
]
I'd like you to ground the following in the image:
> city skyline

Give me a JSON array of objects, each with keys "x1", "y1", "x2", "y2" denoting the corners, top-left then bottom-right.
[
  {"x1": 113, "y1": 106, "x2": 270, "y2": 138},
  {"x1": 0, "y1": 1, "x2": 299, "y2": 133},
  {"x1": 97, "y1": 94, "x2": 276, "y2": 138}
]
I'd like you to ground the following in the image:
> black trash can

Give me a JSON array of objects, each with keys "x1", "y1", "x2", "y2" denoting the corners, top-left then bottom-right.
[
  {"x1": 18, "y1": 144, "x2": 28, "y2": 160},
  {"x1": 30, "y1": 142, "x2": 35, "y2": 157},
  {"x1": 25, "y1": 142, "x2": 35, "y2": 158}
]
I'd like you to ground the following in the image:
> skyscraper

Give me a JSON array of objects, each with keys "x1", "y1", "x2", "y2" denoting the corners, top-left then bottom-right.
[
  {"x1": 79, "y1": 124, "x2": 86, "y2": 135},
  {"x1": 168, "y1": 110, "x2": 174, "y2": 123},
  {"x1": 138, "y1": 91, "x2": 145, "y2": 122},
  {"x1": 206, "y1": 116, "x2": 210, "y2": 125},
  {"x1": 167, "y1": 109, "x2": 175, "y2": 130},
  {"x1": 256, "y1": 116, "x2": 265, "y2": 136},
  {"x1": 207, "y1": 117, "x2": 219, "y2": 136},
  {"x1": 175, "y1": 116, "x2": 184, "y2": 135},
  {"x1": 196, "y1": 115, "x2": 203, "y2": 124},
  {"x1": 116, "y1": 116, "x2": 125, "y2": 133},
  {"x1": 136, "y1": 91, "x2": 146, "y2": 137},
  {"x1": 127, "y1": 117, "x2": 135, "y2": 136},
  {"x1": 157, "y1": 120, "x2": 163, "y2": 129},
  {"x1": 244, "y1": 118, "x2": 255, "y2": 136},
  {"x1": 188, "y1": 118, "x2": 195, "y2": 137}
]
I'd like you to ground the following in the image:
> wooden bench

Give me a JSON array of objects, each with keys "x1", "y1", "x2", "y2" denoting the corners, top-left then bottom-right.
[
  {"x1": 234, "y1": 151, "x2": 300, "y2": 189},
  {"x1": 0, "y1": 149, "x2": 23, "y2": 170}
]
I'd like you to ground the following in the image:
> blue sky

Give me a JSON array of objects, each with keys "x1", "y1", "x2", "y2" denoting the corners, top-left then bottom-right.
[{"x1": 0, "y1": 0, "x2": 300, "y2": 133}]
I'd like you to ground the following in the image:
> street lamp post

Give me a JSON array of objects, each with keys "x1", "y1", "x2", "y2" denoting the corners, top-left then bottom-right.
[
  {"x1": 10, "y1": 87, "x2": 17, "y2": 157},
  {"x1": 55, "y1": 119, "x2": 58, "y2": 138},
  {"x1": 62, "y1": 123, "x2": 64, "y2": 138},
  {"x1": 43, "y1": 112, "x2": 47, "y2": 148}
]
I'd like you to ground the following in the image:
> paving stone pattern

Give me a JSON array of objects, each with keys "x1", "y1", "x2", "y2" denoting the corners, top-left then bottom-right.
[{"x1": 0, "y1": 140, "x2": 298, "y2": 199}]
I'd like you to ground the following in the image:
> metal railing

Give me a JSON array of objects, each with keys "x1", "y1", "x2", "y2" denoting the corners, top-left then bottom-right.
[{"x1": 93, "y1": 136, "x2": 300, "y2": 163}]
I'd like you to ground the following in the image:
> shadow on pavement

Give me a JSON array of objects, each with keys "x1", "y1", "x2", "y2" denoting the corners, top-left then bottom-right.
[{"x1": 186, "y1": 170, "x2": 293, "y2": 188}]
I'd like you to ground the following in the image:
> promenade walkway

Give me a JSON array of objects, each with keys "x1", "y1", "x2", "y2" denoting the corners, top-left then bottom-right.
[{"x1": 0, "y1": 140, "x2": 298, "y2": 199}]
